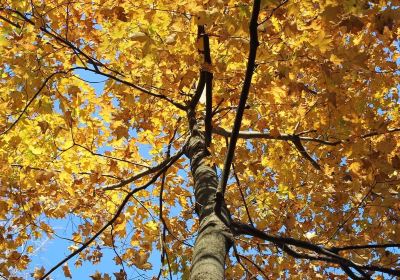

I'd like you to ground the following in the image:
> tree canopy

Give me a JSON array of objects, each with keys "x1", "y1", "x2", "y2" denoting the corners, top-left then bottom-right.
[{"x1": 0, "y1": 0, "x2": 400, "y2": 279}]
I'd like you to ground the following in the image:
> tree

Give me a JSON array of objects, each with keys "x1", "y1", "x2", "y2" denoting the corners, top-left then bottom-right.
[{"x1": 0, "y1": 0, "x2": 400, "y2": 279}]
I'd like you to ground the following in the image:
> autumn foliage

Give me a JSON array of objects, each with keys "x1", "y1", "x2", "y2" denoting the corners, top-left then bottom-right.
[{"x1": 0, "y1": 0, "x2": 400, "y2": 279}]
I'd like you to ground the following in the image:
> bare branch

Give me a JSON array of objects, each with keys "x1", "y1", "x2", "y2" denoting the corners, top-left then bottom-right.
[
  {"x1": 103, "y1": 148, "x2": 185, "y2": 191},
  {"x1": 74, "y1": 143, "x2": 150, "y2": 168},
  {"x1": 291, "y1": 135, "x2": 321, "y2": 170},
  {"x1": 216, "y1": 0, "x2": 262, "y2": 207},
  {"x1": 213, "y1": 126, "x2": 400, "y2": 145},
  {"x1": 232, "y1": 221, "x2": 400, "y2": 278},
  {"x1": 331, "y1": 243, "x2": 400, "y2": 253}
]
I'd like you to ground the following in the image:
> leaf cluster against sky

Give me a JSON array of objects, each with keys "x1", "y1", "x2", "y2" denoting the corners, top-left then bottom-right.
[{"x1": 0, "y1": 0, "x2": 400, "y2": 279}]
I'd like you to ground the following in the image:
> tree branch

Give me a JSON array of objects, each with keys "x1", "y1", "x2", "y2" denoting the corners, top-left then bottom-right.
[
  {"x1": 258, "y1": 0, "x2": 289, "y2": 26},
  {"x1": 197, "y1": 25, "x2": 214, "y2": 148},
  {"x1": 232, "y1": 221, "x2": 400, "y2": 278},
  {"x1": 2, "y1": 8, "x2": 111, "y2": 73},
  {"x1": 74, "y1": 143, "x2": 150, "y2": 168},
  {"x1": 216, "y1": 0, "x2": 261, "y2": 208},
  {"x1": 291, "y1": 135, "x2": 321, "y2": 170},
  {"x1": 0, "y1": 14, "x2": 21, "y2": 28},
  {"x1": 213, "y1": 126, "x2": 400, "y2": 145},
  {"x1": 330, "y1": 243, "x2": 400, "y2": 253},
  {"x1": 103, "y1": 148, "x2": 185, "y2": 190},
  {"x1": 158, "y1": 123, "x2": 179, "y2": 280},
  {"x1": 237, "y1": 252, "x2": 269, "y2": 279}
]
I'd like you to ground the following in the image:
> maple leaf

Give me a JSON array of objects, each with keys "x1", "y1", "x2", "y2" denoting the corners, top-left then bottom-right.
[
  {"x1": 113, "y1": 269, "x2": 127, "y2": 280},
  {"x1": 90, "y1": 271, "x2": 102, "y2": 280},
  {"x1": 32, "y1": 267, "x2": 45, "y2": 279},
  {"x1": 62, "y1": 263, "x2": 72, "y2": 279}
]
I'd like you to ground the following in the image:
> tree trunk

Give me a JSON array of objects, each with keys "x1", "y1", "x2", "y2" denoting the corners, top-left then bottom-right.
[{"x1": 185, "y1": 128, "x2": 232, "y2": 280}]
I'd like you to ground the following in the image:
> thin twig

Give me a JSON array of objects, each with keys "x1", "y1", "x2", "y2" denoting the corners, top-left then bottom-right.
[{"x1": 103, "y1": 149, "x2": 184, "y2": 190}]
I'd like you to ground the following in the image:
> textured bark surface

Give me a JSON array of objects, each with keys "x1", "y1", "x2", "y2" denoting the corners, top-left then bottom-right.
[
  {"x1": 185, "y1": 129, "x2": 232, "y2": 280},
  {"x1": 190, "y1": 213, "x2": 230, "y2": 280}
]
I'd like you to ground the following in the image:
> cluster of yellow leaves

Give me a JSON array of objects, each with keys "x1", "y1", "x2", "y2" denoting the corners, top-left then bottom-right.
[{"x1": 0, "y1": 0, "x2": 399, "y2": 278}]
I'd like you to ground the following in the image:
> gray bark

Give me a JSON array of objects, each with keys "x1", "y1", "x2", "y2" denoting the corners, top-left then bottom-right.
[{"x1": 185, "y1": 127, "x2": 232, "y2": 280}]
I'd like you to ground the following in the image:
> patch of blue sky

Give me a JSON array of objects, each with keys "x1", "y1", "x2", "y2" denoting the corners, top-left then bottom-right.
[
  {"x1": 377, "y1": 107, "x2": 386, "y2": 116},
  {"x1": 73, "y1": 68, "x2": 106, "y2": 95}
]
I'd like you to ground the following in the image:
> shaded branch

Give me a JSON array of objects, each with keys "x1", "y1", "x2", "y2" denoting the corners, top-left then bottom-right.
[
  {"x1": 188, "y1": 23, "x2": 214, "y2": 133},
  {"x1": 214, "y1": 126, "x2": 400, "y2": 170},
  {"x1": 231, "y1": 245, "x2": 256, "y2": 279},
  {"x1": 331, "y1": 243, "x2": 400, "y2": 253},
  {"x1": 198, "y1": 25, "x2": 214, "y2": 148},
  {"x1": 10, "y1": 163, "x2": 122, "y2": 180},
  {"x1": 0, "y1": 14, "x2": 21, "y2": 28},
  {"x1": 188, "y1": 72, "x2": 206, "y2": 111},
  {"x1": 213, "y1": 126, "x2": 332, "y2": 143},
  {"x1": 157, "y1": 123, "x2": 179, "y2": 280},
  {"x1": 103, "y1": 148, "x2": 185, "y2": 190},
  {"x1": 2, "y1": 8, "x2": 109, "y2": 73},
  {"x1": 74, "y1": 143, "x2": 149, "y2": 168},
  {"x1": 232, "y1": 221, "x2": 400, "y2": 278},
  {"x1": 291, "y1": 135, "x2": 321, "y2": 170},
  {"x1": 216, "y1": 0, "x2": 261, "y2": 206},
  {"x1": 213, "y1": 126, "x2": 400, "y2": 145},
  {"x1": 232, "y1": 163, "x2": 256, "y2": 227},
  {"x1": 204, "y1": 71, "x2": 213, "y2": 147},
  {"x1": 237, "y1": 252, "x2": 269, "y2": 279}
]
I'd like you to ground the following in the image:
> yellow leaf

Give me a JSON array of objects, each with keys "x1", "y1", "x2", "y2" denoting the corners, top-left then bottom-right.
[
  {"x1": 0, "y1": 34, "x2": 7, "y2": 47},
  {"x1": 129, "y1": 32, "x2": 148, "y2": 42},
  {"x1": 304, "y1": 231, "x2": 317, "y2": 239},
  {"x1": 165, "y1": 33, "x2": 177, "y2": 45},
  {"x1": 271, "y1": 16, "x2": 281, "y2": 32},
  {"x1": 329, "y1": 54, "x2": 343, "y2": 66},
  {"x1": 349, "y1": 162, "x2": 362, "y2": 175},
  {"x1": 32, "y1": 267, "x2": 45, "y2": 279},
  {"x1": 63, "y1": 263, "x2": 72, "y2": 279},
  {"x1": 145, "y1": 220, "x2": 158, "y2": 231},
  {"x1": 310, "y1": 30, "x2": 332, "y2": 53},
  {"x1": 29, "y1": 146, "x2": 43, "y2": 155}
]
